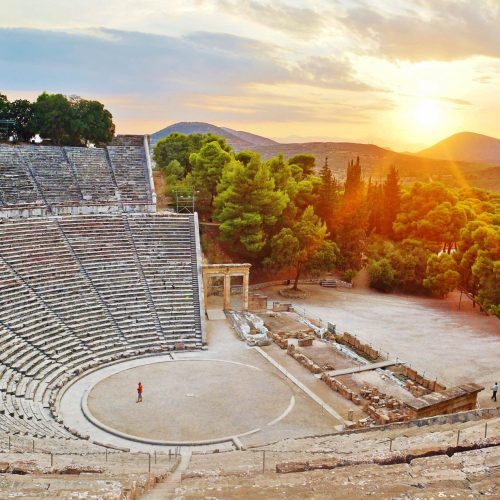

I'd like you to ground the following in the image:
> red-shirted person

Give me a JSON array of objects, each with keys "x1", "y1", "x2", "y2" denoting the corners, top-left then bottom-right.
[{"x1": 137, "y1": 382, "x2": 143, "y2": 403}]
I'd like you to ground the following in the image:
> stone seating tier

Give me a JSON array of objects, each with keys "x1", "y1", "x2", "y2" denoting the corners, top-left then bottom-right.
[
  {"x1": 0, "y1": 213, "x2": 203, "y2": 438},
  {"x1": 0, "y1": 143, "x2": 153, "y2": 215}
]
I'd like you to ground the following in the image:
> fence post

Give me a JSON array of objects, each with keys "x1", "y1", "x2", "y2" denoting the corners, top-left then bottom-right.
[
  {"x1": 389, "y1": 438, "x2": 393, "y2": 452},
  {"x1": 456, "y1": 430, "x2": 461, "y2": 446},
  {"x1": 148, "y1": 453, "x2": 151, "y2": 473},
  {"x1": 50, "y1": 453, "x2": 53, "y2": 467},
  {"x1": 169, "y1": 449, "x2": 172, "y2": 461},
  {"x1": 8, "y1": 435, "x2": 10, "y2": 450},
  {"x1": 262, "y1": 450, "x2": 266, "y2": 473},
  {"x1": 105, "y1": 448, "x2": 108, "y2": 462},
  {"x1": 32, "y1": 439, "x2": 35, "y2": 452},
  {"x1": 485, "y1": 422, "x2": 488, "y2": 438},
  {"x1": 154, "y1": 450, "x2": 157, "y2": 464}
]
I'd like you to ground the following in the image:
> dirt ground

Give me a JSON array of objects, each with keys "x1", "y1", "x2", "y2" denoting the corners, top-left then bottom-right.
[{"x1": 263, "y1": 285, "x2": 500, "y2": 408}]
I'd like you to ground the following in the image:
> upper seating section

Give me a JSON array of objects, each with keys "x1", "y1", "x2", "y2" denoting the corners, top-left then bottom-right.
[
  {"x1": 64, "y1": 147, "x2": 118, "y2": 203},
  {"x1": 18, "y1": 146, "x2": 82, "y2": 205},
  {"x1": 0, "y1": 137, "x2": 153, "y2": 216},
  {"x1": 107, "y1": 146, "x2": 150, "y2": 203},
  {"x1": 0, "y1": 147, "x2": 41, "y2": 207}
]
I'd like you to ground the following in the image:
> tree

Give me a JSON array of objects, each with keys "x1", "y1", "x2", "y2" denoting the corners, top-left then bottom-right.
[
  {"x1": 8, "y1": 99, "x2": 34, "y2": 142},
  {"x1": 367, "y1": 236, "x2": 437, "y2": 294},
  {"x1": 455, "y1": 219, "x2": 500, "y2": 316},
  {"x1": 394, "y1": 182, "x2": 456, "y2": 240},
  {"x1": 423, "y1": 253, "x2": 460, "y2": 298},
  {"x1": 74, "y1": 98, "x2": 114, "y2": 146},
  {"x1": 315, "y1": 157, "x2": 338, "y2": 232},
  {"x1": 266, "y1": 206, "x2": 338, "y2": 290},
  {"x1": 368, "y1": 258, "x2": 396, "y2": 292},
  {"x1": 27, "y1": 92, "x2": 114, "y2": 146},
  {"x1": 381, "y1": 166, "x2": 401, "y2": 237},
  {"x1": 472, "y1": 255, "x2": 500, "y2": 316},
  {"x1": 417, "y1": 201, "x2": 468, "y2": 252},
  {"x1": 366, "y1": 179, "x2": 384, "y2": 234},
  {"x1": 235, "y1": 149, "x2": 257, "y2": 167},
  {"x1": 28, "y1": 93, "x2": 75, "y2": 145},
  {"x1": 288, "y1": 154, "x2": 316, "y2": 176},
  {"x1": 390, "y1": 239, "x2": 436, "y2": 293},
  {"x1": 153, "y1": 133, "x2": 193, "y2": 171},
  {"x1": 344, "y1": 156, "x2": 363, "y2": 200},
  {"x1": 331, "y1": 156, "x2": 368, "y2": 272},
  {"x1": 190, "y1": 140, "x2": 232, "y2": 215},
  {"x1": 214, "y1": 155, "x2": 288, "y2": 255},
  {"x1": 0, "y1": 93, "x2": 8, "y2": 113}
]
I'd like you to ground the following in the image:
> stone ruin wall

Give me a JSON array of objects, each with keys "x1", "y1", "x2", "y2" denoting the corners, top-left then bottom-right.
[{"x1": 264, "y1": 304, "x2": 483, "y2": 429}]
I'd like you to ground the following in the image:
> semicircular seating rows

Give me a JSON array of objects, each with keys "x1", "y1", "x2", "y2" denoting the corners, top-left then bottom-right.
[{"x1": 0, "y1": 138, "x2": 203, "y2": 442}]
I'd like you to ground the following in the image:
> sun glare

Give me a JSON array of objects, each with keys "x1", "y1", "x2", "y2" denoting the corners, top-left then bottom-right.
[
  {"x1": 394, "y1": 95, "x2": 452, "y2": 147},
  {"x1": 413, "y1": 98, "x2": 441, "y2": 128}
]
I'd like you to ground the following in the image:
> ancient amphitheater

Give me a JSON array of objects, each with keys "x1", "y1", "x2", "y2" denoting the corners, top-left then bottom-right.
[{"x1": 0, "y1": 135, "x2": 499, "y2": 498}]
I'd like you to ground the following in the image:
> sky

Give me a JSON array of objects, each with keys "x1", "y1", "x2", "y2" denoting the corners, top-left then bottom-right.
[{"x1": 1, "y1": 0, "x2": 499, "y2": 151}]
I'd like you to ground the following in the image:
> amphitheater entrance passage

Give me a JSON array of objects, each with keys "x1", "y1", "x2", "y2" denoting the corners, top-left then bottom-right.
[{"x1": 202, "y1": 263, "x2": 251, "y2": 311}]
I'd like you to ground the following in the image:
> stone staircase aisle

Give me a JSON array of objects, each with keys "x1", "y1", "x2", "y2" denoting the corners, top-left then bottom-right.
[{"x1": 142, "y1": 451, "x2": 192, "y2": 499}]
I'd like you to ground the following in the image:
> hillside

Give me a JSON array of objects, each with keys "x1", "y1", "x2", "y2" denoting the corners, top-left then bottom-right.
[
  {"x1": 418, "y1": 131, "x2": 500, "y2": 165},
  {"x1": 151, "y1": 121, "x2": 277, "y2": 150},
  {"x1": 253, "y1": 141, "x2": 500, "y2": 191},
  {"x1": 151, "y1": 123, "x2": 500, "y2": 191}
]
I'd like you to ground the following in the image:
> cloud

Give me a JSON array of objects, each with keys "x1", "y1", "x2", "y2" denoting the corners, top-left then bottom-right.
[
  {"x1": 341, "y1": 0, "x2": 500, "y2": 61},
  {"x1": 0, "y1": 27, "x2": 370, "y2": 95},
  {"x1": 215, "y1": 0, "x2": 327, "y2": 39},
  {"x1": 290, "y1": 56, "x2": 373, "y2": 91}
]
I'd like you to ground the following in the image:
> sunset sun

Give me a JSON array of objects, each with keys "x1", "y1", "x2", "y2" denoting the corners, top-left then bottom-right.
[{"x1": 414, "y1": 98, "x2": 441, "y2": 128}]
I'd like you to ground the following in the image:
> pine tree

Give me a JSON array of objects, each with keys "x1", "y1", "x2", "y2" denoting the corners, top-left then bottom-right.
[
  {"x1": 315, "y1": 156, "x2": 338, "y2": 231},
  {"x1": 344, "y1": 156, "x2": 363, "y2": 200},
  {"x1": 366, "y1": 179, "x2": 384, "y2": 234},
  {"x1": 214, "y1": 156, "x2": 289, "y2": 256},
  {"x1": 381, "y1": 166, "x2": 401, "y2": 237}
]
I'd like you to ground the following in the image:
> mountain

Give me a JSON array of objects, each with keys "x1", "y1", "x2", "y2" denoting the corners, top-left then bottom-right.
[
  {"x1": 151, "y1": 121, "x2": 278, "y2": 150},
  {"x1": 418, "y1": 132, "x2": 500, "y2": 165},
  {"x1": 151, "y1": 122, "x2": 500, "y2": 191}
]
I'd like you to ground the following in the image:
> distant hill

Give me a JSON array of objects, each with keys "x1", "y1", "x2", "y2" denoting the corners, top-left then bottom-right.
[
  {"x1": 151, "y1": 123, "x2": 500, "y2": 192},
  {"x1": 252, "y1": 141, "x2": 500, "y2": 191},
  {"x1": 418, "y1": 132, "x2": 500, "y2": 165},
  {"x1": 151, "y1": 121, "x2": 277, "y2": 150}
]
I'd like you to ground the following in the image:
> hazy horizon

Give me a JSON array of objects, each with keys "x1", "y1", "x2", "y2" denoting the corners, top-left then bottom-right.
[{"x1": 2, "y1": 0, "x2": 500, "y2": 151}]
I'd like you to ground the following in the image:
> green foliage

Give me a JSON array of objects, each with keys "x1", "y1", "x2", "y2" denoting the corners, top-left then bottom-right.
[
  {"x1": 29, "y1": 93, "x2": 75, "y2": 145},
  {"x1": 423, "y1": 253, "x2": 460, "y2": 298},
  {"x1": 154, "y1": 133, "x2": 194, "y2": 171},
  {"x1": 0, "y1": 95, "x2": 35, "y2": 142},
  {"x1": 332, "y1": 157, "x2": 368, "y2": 271},
  {"x1": 161, "y1": 159, "x2": 186, "y2": 191},
  {"x1": 7, "y1": 99, "x2": 34, "y2": 142},
  {"x1": 266, "y1": 206, "x2": 337, "y2": 289},
  {"x1": 26, "y1": 92, "x2": 114, "y2": 146},
  {"x1": 381, "y1": 166, "x2": 401, "y2": 237},
  {"x1": 417, "y1": 201, "x2": 468, "y2": 251},
  {"x1": 368, "y1": 258, "x2": 396, "y2": 292},
  {"x1": 344, "y1": 157, "x2": 364, "y2": 200},
  {"x1": 72, "y1": 98, "x2": 115, "y2": 146},
  {"x1": 314, "y1": 159, "x2": 338, "y2": 232},
  {"x1": 288, "y1": 154, "x2": 316, "y2": 176},
  {"x1": 455, "y1": 217, "x2": 500, "y2": 316},
  {"x1": 394, "y1": 182, "x2": 458, "y2": 243},
  {"x1": 342, "y1": 269, "x2": 358, "y2": 283},
  {"x1": 367, "y1": 237, "x2": 436, "y2": 294},
  {"x1": 235, "y1": 149, "x2": 258, "y2": 167},
  {"x1": 190, "y1": 141, "x2": 232, "y2": 215},
  {"x1": 214, "y1": 156, "x2": 288, "y2": 255},
  {"x1": 391, "y1": 239, "x2": 436, "y2": 293}
]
